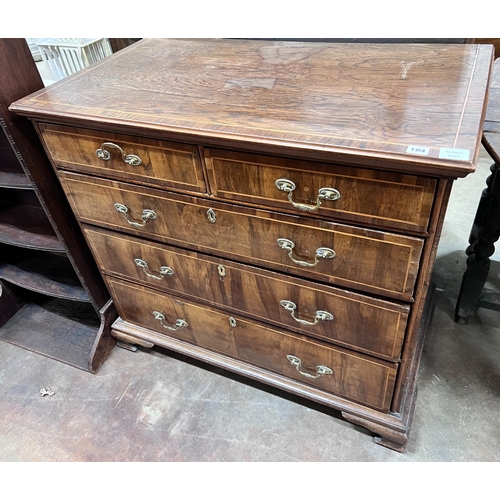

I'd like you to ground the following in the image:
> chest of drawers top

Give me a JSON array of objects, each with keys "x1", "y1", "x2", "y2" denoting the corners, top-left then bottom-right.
[{"x1": 11, "y1": 39, "x2": 493, "y2": 178}]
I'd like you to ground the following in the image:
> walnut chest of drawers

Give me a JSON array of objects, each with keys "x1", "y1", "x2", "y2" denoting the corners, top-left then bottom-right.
[{"x1": 10, "y1": 39, "x2": 493, "y2": 452}]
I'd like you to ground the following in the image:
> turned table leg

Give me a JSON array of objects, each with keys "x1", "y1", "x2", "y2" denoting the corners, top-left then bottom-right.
[{"x1": 455, "y1": 161, "x2": 500, "y2": 323}]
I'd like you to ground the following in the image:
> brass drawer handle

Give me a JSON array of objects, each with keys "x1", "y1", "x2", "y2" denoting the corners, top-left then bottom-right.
[
  {"x1": 134, "y1": 258, "x2": 174, "y2": 280},
  {"x1": 277, "y1": 238, "x2": 335, "y2": 267},
  {"x1": 152, "y1": 311, "x2": 188, "y2": 331},
  {"x1": 275, "y1": 178, "x2": 340, "y2": 212},
  {"x1": 96, "y1": 142, "x2": 142, "y2": 166},
  {"x1": 280, "y1": 300, "x2": 334, "y2": 326},
  {"x1": 286, "y1": 355, "x2": 333, "y2": 379},
  {"x1": 114, "y1": 203, "x2": 157, "y2": 228}
]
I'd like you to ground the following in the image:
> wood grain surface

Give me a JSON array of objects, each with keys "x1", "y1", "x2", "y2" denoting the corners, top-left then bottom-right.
[
  {"x1": 59, "y1": 171, "x2": 424, "y2": 300},
  {"x1": 204, "y1": 147, "x2": 436, "y2": 234},
  {"x1": 84, "y1": 226, "x2": 409, "y2": 360},
  {"x1": 11, "y1": 39, "x2": 493, "y2": 177},
  {"x1": 107, "y1": 277, "x2": 398, "y2": 412},
  {"x1": 39, "y1": 123, "x2": 207, "y2": 194}
]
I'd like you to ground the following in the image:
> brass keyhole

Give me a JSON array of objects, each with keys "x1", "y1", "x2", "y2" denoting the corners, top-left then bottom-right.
[
  {"x1": 207, "y1": 208, "x2": 217, "y2": 224},
  {"x1": 217, "y1": 265, "x2": 226, "y2": 277}
]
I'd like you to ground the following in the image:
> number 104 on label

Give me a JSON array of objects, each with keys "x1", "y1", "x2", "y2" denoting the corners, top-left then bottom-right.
[{"x1": 406, "y1": 146, "x2": 430, "y2": 155}]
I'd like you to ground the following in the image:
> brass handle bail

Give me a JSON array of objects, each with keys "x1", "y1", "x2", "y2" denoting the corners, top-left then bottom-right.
[
  {"x1": 280, "y1": 300, "x2": 334, "y2": 326},
  {"x1": 277, "y1": 238, "x2": 335, "y2": 267},
  {"x1": 134, "y1": 258, "x2": 174, "y2": 280},
  {"x1": 96, "y1": 142, "x2": 142, "y2": 166},
  {"x1": 275, "y1": 178, "x2": 340, "y2": 212},
  {"x1": 152, "y1": 311, "x2": 188, "y2": 331},
  {"x1": 286, "y1": 355, "x2": 333, "y2": 379},
  {"x1": 114, "y1": 203, "x2": 157, "y2": 228}
]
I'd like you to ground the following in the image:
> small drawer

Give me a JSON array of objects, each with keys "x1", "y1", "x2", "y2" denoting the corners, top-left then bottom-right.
[
  {"x1": 107, "y1": 277, "x2": 398, "y2": 412},
  {"x1": 204, "y1": 148, "x2": 437, "y2": 234},
  {"x1": 84, "y1": 227, "x2": 410, "y2": 360},
  {"x1": 59, "y1": 171, "x2": 424, "y2": 301},
  {"x1": 38, "y1": 123, "x2": 207, "y2": 193}
]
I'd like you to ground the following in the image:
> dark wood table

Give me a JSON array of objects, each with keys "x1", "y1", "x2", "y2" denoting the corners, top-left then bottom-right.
[{"x1": 456, "y1": 58, "x2": 500, "y2": 323}]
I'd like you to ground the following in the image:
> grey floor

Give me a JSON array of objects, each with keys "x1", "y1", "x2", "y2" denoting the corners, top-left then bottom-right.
[{"x1": 0, "y1": 61, "x2": 499, "y2": 462}]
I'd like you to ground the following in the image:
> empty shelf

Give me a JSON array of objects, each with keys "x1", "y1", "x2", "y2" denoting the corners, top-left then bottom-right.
[
  {"x1": 0, "y1": 249, "x2": 89, "y2": 302},
  {"x1": 0, "y1": 170, "x2": 33, "y2": 189},
  {"x1": 0, "y1": 203, "x2": 66, "y2": 251},
  {"x1": 0, "y1": 146, "x2": 33, "y2": 189},
  {"x1": 0, "y1": 300, "x2": 100, "y2": 371}
]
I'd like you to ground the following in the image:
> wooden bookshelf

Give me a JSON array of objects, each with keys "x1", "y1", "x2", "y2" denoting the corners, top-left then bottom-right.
[{"x1": 0, "y1": 39, "x2": 116, "y2": 373}]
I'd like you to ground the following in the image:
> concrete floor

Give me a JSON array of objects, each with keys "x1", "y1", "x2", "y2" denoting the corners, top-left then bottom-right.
[{"x1": 0, "y1": 60, "x2": 499, "y2": 462}]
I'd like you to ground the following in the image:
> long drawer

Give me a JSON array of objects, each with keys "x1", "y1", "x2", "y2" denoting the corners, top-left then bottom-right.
[
  {"x1": 38, "y1": 123, "x2": 207, "y2": 193},
  {"x1": 84, "y1": 226, "x2": 410, "y2": 360},
  {"x1": 107, "y1": 277, "x2": 398, "y2": 412},
  {"x1": 59, "y1": 171, "x2": 424, "y2": 301},
  {"x1": 204, "y1": 148, "x2": 437, "y2": 234}
]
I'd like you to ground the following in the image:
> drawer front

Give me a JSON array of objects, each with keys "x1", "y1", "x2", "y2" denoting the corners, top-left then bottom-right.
[
  {"x1": 38, "y1": 123, "x2": 207, "y2": 193},
  {"x1": 60, "y1": 172, "x2": 423, "y2": 300},
  {"x1": 107, "y1": 277, "x2": 398, "y2": 412},
  {"x1": 60, "y1": 172, "x2": 424, "y2": 301},
  {"x1": 204, "y1": 148, "x2": 436, "y2": 234},
  {"x1": 85, "y1": 226, "x2": 410, "y2": 360}
]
